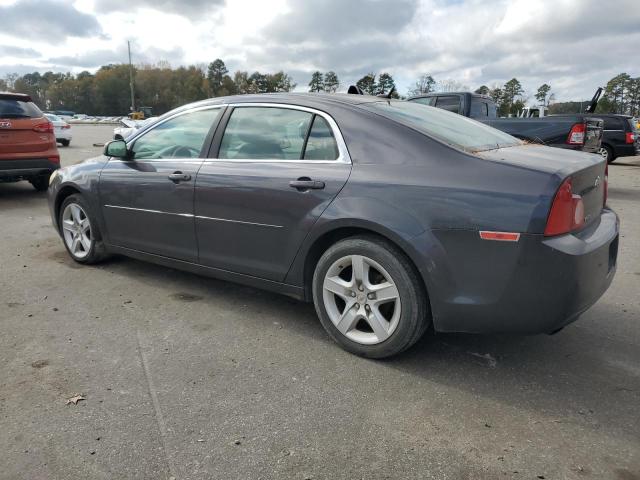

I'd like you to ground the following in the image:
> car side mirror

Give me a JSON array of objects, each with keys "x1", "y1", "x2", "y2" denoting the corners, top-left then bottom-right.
[{"x1": 104, "y1": 139, "x2": 130, "y2": 159}]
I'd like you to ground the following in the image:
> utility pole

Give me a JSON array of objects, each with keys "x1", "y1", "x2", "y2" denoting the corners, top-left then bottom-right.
[{"x1": 128, "y1": 40, "x2": 135, "y2": 113}]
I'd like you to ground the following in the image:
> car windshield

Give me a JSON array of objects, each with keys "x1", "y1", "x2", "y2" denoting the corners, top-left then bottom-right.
[
  {"x1": 0, "y1": 98, "x2": 42, "y2": 118},
  {"x1": 364, "y1": 101, "x2": 522, "y2": 152}
]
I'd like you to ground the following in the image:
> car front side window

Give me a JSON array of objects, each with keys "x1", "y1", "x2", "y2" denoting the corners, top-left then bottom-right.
[
  {"x1": 218, "y1": 107, "x2": 313, "y2": 160},
  {"x1": 130, "y1": 108, "x2": 220, "y2": 160}
]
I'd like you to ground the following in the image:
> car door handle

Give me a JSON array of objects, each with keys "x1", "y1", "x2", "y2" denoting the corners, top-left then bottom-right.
[
  {"x1": 289, "y1": 178, "x2": 325, "y2": 190},
  {"x1": 168, "y1": 172, "x2": 191, "y2": 183}
]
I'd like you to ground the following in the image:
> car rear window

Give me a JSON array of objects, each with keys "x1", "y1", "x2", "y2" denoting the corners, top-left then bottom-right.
[
  {"x1": 365, "y1": 101, "x2": 522, "y2": 152},
  {"x1": 0, "y1": 99, "x2": 42, "y2": 118}
]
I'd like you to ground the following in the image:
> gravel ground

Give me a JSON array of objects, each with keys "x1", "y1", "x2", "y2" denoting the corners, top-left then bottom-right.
[{"x1": 1, "y1": 125, "x2": 639, "y2": 479}]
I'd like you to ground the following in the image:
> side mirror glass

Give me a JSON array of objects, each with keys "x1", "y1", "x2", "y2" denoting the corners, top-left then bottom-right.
[{"x1": 104, "y1": 139, "x2": 129, "y2": 159}]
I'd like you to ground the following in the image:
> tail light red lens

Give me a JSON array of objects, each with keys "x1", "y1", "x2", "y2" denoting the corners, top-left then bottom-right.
[
  {"x1": 544, "y1": 177, "x2": 584, "y2": 236},
  {"x1": 566, "y1": 123, "x2": 586, "y2": 145},
  {"x1": 62, "y1": 124, "x2": 71, "y2": 129},
  {"x1": 626, "y1": 132, "x2": 635, "y2": 144},
  {"x1": 33, "y1": 121, "x2": 54, "y2": 134},
  {"x1": 48, "y1": 155, "x2": 60, "y2": 164}
]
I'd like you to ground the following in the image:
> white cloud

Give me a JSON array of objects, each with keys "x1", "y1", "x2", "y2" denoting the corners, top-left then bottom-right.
[{"x1": 0, "y1": 0, "x2": 638, "y2": 101}]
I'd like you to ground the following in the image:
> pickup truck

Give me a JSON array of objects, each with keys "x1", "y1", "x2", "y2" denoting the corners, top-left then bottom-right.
[{"x1": 408, "y1": 92, "x2": 603, "y2": 153}]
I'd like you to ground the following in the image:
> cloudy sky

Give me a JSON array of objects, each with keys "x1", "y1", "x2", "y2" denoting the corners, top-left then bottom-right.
[{"x1": 0, "y1": 0, "x2": 638, "y2": 101}]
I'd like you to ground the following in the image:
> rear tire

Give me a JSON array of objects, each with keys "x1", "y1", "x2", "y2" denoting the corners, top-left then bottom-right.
[
  {"x1": 58, "y1": 194, "x2": 108, "y2": 264},
  {"x1": 29, "y1": 175, "x2": 50, "y2": 191},
  {"x1": 599, "y1": 145, "x2": 614, "y2": 164},
  {"x1": 312, "y1": 235, "x2": 430, "y2": 358}
]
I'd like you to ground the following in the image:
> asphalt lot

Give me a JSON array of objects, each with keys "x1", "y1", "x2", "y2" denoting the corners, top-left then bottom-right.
[{"x1": 1, "y1": 124, "x2": 639, "y2": 479}]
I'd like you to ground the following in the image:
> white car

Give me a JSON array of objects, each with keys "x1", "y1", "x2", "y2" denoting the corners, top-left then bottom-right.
[
  {"x1": 113, "y1": 116, "x2": 159, "y2": 140},
  {"x1": 44, "y1": 113, "x2": 72, "y2": 147}
]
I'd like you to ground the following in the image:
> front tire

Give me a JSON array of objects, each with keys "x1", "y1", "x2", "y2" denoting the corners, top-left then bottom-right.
[
  {"x1": 58, "y1": 194, "x2": 108, "y2": 264},
  {"x1": 312, "y1": 236, "x2": 430, "y2": 358},
  {"x1": 60, "y1": 139, "x2": 70, "y2": 147}
]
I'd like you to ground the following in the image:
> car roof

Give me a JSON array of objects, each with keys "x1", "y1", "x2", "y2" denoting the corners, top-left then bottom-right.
[
  {"x1": 408, "y1": 91, "x2": 491, "y2": 100},
  {"x1": 590, "y1": 113, "x2": 633, "y2": 119},
  {"x1": 0, "y1": 92, "x2": 32, "y2": 102},
  {"x1": 185, "y1": 92, "x2": 387, "y2": 109}
]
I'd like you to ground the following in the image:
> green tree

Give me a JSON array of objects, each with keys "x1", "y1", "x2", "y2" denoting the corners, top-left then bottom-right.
[
  {"x1": 408, "y1": 74, "x2": 435, "y2": 96},
  {"x1": 323, "y1": 71, "x2": 339, "y2": 93},
  {"x1": 0, "y1": 78, "x2": 8, "y2": 91},
  {"x1": 207, "y1": 59, "x2": 229, "y2": 97},
  {"x1": 377, "y1": 72, "x2": 397, "y2": 97},
  {"x1": 267, "y1": 71, "x2": 295, "y2": 92},
  {"x1": 356, "y1": 73, "x2": 377, "y2": 95},
  {"x1": 308, "y1": 71, "x2": 324, "y2": 92},
  {"x1": 535, "y1": 84, "x2": 552, "y2": 106},
  {"x1": 475, "y1": 85, "x2": 490, "y2": 95},
  {"x1": 598, "y1": 73, "x2": 633, "y2": 114}
]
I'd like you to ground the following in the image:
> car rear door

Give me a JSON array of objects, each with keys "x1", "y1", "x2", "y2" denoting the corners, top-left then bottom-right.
[
  {"x1": 99, "y1": 106, "x2": 223, "y2": 262},
  {"x1": 194, "y1": 104, "x2": 351, "y2": 282}
]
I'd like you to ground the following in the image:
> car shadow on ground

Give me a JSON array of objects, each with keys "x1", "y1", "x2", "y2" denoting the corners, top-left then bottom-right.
[
  {"x1": 0, "y1": 182, "x2": 47, "y2": 207},
  {"x1": 97, "y1": 253, "x2": 640, "y2": 443}
]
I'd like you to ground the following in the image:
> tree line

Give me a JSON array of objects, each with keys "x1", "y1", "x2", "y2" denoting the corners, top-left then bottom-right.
[
  {"x1": 1, "y1": 59, "x2": 637, "y2": 117},
  {"x1": 0, "y1": 59, "x2": 296, "y2": 116}
]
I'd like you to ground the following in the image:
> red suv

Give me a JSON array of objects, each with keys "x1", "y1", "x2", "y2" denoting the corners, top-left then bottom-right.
[{"x1": 0, "y1": 92, "x2": 60, "y2": 191}]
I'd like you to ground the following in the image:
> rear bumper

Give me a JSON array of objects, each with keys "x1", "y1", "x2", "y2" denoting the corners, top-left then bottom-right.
[
  {"x1": 0, "y1": 158, "x2": 60, "y2": 179},
  {"x1": 55, "y1": 131, "x2": 72, "y2": 141},
  {"x1": 613, "y1": 143, "x2": 640, "y2": 158},
  {"x1": 426, "y1": 209, "x2": 619, "y2": 334}
]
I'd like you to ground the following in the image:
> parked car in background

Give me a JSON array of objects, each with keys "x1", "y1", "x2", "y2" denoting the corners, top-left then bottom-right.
[
  {"x1": 408, "y1": 92, "x2": 603, "y2": 153},
  {"x1": 592, "y1": 115, "x2": 638, "y2": 163},
  {"x1": 49, "y1": 94, "x2": 617, "y2": 358},
  {"x1": 0, "y1": 92, "x2": 59, "y2": 191},
  {"x1": 113, "y1": 116, "x2": 159, "y2": 139},
  {"x1": 44, "y1": 113, "x2": 72, "y2": 147},
  {"x1": 53, "y1": 110, "x2": 75, "y2": 121}
]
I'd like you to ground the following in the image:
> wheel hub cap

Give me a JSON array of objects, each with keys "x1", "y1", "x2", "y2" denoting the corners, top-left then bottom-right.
[
  {"x1": 61, "y1": 203, "x2": 92, "y2": 259},
  {"x1": 322, "y1": 255, "x2": 401, "y2": 345}
]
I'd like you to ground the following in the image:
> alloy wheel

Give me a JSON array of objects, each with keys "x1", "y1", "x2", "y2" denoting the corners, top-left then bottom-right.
[
  {"x1": 598, "y1": 147, "x2": 609, "y2": 162},
  {"x1": 61, "y1": 203, "x2": 92, "y2": 259},
  {"x1": 322, "y1": 255, "x2": 401, "y2": 345}
]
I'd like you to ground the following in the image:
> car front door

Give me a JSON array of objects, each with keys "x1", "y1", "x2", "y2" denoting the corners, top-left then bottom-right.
[
  {"x1": 194, "y1": 104, "x2": 351, "y2": 282},
  {"x1": 99, "y1": 106, "x2": 222, "y2": 262}
]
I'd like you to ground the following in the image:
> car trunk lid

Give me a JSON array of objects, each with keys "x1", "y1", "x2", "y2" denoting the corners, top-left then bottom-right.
[
  {"x1": 476, "y1": 144, "x2": 606, "y2": 231},
  {"x1": 0, "y1": 117, "x2": 53, "y2": 155}
]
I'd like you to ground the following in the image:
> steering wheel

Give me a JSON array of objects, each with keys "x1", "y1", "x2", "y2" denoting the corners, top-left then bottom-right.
[{"x1": 156, "y1": 145, "x2": 200, "y2": 158}]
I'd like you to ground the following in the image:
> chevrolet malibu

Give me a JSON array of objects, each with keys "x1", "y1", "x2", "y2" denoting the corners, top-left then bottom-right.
[{"x1": 48, "y1": 94, "x2": 618, "y2": 358}]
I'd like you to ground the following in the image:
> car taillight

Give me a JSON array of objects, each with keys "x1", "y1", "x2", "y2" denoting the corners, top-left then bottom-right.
[
  {"x1": 566, "y1": 123, "x2": 586, "y2": 145},
  {"x1": 603, "y1": 164, "x2": 608, "y2": 206},
  {"x1": 62, "y1": 124, "x2": 71, "y2": 129},
  {"x1": 33, "y1": 121, "x2": 54, "y2": 133},
  {"x1": 626, "y1": 132, "x2": 635, "y2": 144},
  {"x1": 544, "y1": 177, "x2": 584, "y2": 236},
  {"x1": 48, "y1": 155, "x2": 60, "y2": 164}
]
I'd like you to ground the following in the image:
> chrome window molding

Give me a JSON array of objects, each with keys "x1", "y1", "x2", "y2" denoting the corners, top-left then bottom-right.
[
  {"x1": 123, "y1": 104, "x2": 227, "y2": 147},
  {"x1": 209, "y1": 102, "x2": 351, "y2": 165},
  {"x1": 116, "y1": 101, "x2": 351, "y2": 165}
]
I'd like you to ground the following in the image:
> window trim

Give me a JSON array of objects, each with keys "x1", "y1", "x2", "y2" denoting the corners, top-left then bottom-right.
[
  {"x1": 124, "y1": 105, "x2": 226, "y2": 161},
  {"x1": 208, "y1": 102, "x2": 351, "y2": 165}
]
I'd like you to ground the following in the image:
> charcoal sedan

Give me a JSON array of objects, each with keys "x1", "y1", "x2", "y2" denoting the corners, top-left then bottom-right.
[{"x1": 48, "y1": 94, "x2": 619, "y2": 358}]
